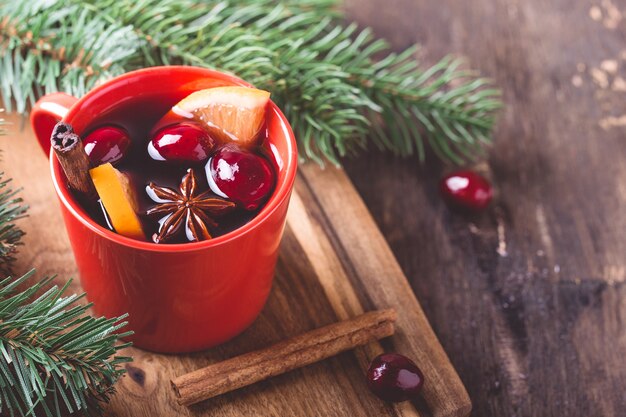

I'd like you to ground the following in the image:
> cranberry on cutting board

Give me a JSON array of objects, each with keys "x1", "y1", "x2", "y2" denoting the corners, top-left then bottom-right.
[{"x1": 367, "y1": 353, "x2": 425, "y2": 402}]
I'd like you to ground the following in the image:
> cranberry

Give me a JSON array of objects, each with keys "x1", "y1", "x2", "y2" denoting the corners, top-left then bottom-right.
[
  {"x1": 83, "y1": 125, "x2": 131, "y2": 165},
  {"x1": 148, "y1": 123, "x2": 214, "y2": 163},
  {"x1": 440, "y1": 170, "x2": 493, "y2": 210},
  {"x1": 367, "y1": 353, "x2": 424, "y2": 402},
  {"x1": 206, "y1": 146, "x2": 274, "y2": 210}
]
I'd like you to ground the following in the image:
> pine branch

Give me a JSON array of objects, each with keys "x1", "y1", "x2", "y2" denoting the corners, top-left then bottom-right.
[
  {"x1": 0, "y1": 112, "x2": 26, "y2": 274},
  {"x1": 0, "y1": 108, "x2": 5, "y2": 135},
  {"x1": 0, "y1": 173, "x2": 25, "y2": 274},
  {"x1": 0, "y1": 0, "x2": 501, "y2": 165},
  {"x1": 0, "y1": 270, "x2": 133, "y2": 417},
  {"x1": 0, "y1": 115, "x2": 129, "y2": 417}
]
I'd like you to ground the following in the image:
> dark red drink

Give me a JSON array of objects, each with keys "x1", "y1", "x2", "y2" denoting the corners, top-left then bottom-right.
[{"x1": 77, "y1": 88, "x2": 276, "y2": 244}]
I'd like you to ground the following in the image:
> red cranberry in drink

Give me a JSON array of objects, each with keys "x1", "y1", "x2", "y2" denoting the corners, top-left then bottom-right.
[
  {"x1": 206, "y1": 146, "x2": 274, "y2": 210},
  {"x1": 367, "y1": 353, "x2": 424, "y2": 402},
  {"x1": 440, "y1": 170, "x2": 493, "y2": 211},
  {"x1": 148, "y1": 123, "x2": 215, "y2": 163},
  {"x1": 83, "y1": 125, "x2": 131, "y2": 165}
]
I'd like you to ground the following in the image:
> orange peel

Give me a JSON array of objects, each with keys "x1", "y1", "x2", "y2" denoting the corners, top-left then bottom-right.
[
  {"x1": 90, "y1": 163, "x2": 144, "y2": 240},
  {"x1": 172, "y1": 86, "x2": 270, "y2": 147}
]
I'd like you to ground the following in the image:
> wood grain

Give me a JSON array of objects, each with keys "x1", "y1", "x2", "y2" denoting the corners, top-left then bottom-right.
[
  {"x1": 343, "y1": 0, "x2": 626, "y2": 416},
  {"x1": 4, "y1": 1, "x2": 623, "y2": 415},
  {"x1": 0, "y1": 113, "x2": 470, "y2": 417}
]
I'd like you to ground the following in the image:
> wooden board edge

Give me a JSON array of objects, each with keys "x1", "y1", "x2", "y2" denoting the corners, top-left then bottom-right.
[{"x1": 299, "y1": 163, "x2": 472, "y2": 417}]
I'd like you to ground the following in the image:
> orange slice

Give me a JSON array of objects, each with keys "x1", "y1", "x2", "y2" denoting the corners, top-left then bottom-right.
[
  {"x1": 89, "y1": 163, "x2": 144, "y2": 240},
  {"x1": 172, "y1": 86, "x2": 270, "y2": 147}
]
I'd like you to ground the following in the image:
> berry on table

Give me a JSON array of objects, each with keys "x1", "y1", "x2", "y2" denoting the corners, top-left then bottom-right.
[
  {"x1": 440, "y1": 170, "x2": 493, "y2": 211},
  {"x1": 367, "y1": 353, "x2": 424, "y2": 402}
]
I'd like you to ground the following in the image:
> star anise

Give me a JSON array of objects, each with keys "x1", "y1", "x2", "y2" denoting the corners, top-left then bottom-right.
[{"x1": 146, "y1": 168, "x2": 235, "y2": 243}]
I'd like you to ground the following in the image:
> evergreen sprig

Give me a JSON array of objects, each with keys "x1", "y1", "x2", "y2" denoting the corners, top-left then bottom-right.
[
  {"x1": 0, "y1": 109, "x2": 6, "y2": 135},
  {"x1": 0, "y1": 270, "x2": 132, "y2": 417},
  {"x1": 0, "y1": 173, "x2": 24, "y2": 273},
  {"x1": 0, "y1": 0, "x2": 501, "y2": 165},
  {"x1": 0, "y1": 114, "x2": 130, "y2": 417},
  {"x1": 0, "y1": 112, "x2": 26, "y2": 274}
]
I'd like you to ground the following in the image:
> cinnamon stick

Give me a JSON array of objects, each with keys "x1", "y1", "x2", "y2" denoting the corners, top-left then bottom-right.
[
  {"x1": 51, "y1": 122, "x2": 96, "y2": 200},
  {"x1": 171, "y1": 309, "x2": 397, "y2": 406}
]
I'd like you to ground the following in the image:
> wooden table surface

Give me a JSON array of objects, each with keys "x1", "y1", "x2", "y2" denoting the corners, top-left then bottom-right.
[
  {"x1": 1, "y1": 1, "x2": 624, "y2": 416},
  {"x1": 344, "y1": 0, "x2": 626, "y2": 416}
]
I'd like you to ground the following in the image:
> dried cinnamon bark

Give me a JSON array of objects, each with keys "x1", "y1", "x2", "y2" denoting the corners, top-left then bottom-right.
[
  {"x1": 171, "y1": 309, "x2": 397, "y2": 406},
  {"x1": 51, "y1": 122, "x2": 96, "y2": 200}
]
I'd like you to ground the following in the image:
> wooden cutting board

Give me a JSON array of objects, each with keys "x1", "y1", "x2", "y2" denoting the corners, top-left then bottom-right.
[{"x1": 1, "y1": 113, "x2": 471, "y2": 417}]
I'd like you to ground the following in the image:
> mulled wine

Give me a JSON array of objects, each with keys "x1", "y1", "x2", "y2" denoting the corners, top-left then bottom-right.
[{"x1": 72, "y1": 86, "x2": 276, "y2": 244}]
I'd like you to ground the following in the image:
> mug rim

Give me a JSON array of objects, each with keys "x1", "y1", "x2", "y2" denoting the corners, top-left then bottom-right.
[{"x1": 50, "y1": 66, "x2": 298, "y2": 253}]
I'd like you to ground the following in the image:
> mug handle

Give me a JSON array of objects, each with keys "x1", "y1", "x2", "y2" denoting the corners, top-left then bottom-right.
[{"x1": 30, "y1": 92, "x2": 78, "y2": 158}]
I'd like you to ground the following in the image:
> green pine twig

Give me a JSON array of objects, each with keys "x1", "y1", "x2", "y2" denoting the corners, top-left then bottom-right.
[
  {"x1": 0, "y1": 115, "x2": 129, "y2": 417},
  {"x1": 0, "y1": 108, "x2": 6, "y2": 136},
  {"x1": 0, "y1": 270, "x2": 133, "y2": 417},
  {"x1": 0, "y1": 0, "x2": 501, "y2": 165},
  {"x1": 0, "y1": 173, "x2": 25, "y2": 274},
  {"x1": 0, "y1": 112, "x2": 26, "y2": 274}
]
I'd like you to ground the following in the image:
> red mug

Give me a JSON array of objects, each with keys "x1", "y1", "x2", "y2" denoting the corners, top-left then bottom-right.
[{"x1": 30, "y1": 66, "x2": 298, "y2": 353}]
